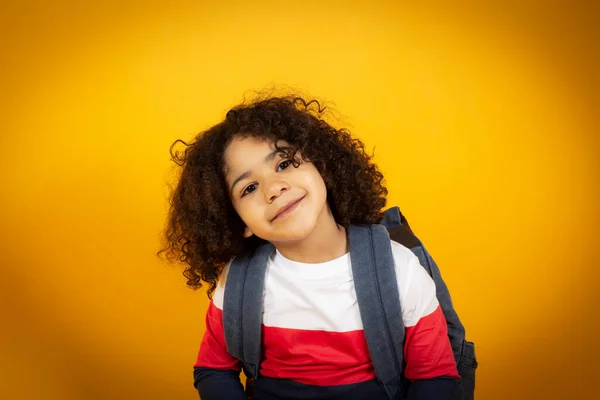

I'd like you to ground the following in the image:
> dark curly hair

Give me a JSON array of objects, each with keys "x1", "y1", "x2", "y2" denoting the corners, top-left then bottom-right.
[{"x1": 158, "y1": 95, "x2": 388, "y2": 298}]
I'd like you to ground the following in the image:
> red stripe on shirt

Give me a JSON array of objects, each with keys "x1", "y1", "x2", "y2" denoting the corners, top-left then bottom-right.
[
  {"x1": 260, "y1": 325, "x2": 376, "y2": 386},
  {"x1": 194, "y1": 301, "x2": 240, "y2": 370},
  {"x1": 403, "y1": 305, "x2": 460, "y2": 380},
  {"x1": 195, "y1": 302, "x2": 459, "y2": 384}
]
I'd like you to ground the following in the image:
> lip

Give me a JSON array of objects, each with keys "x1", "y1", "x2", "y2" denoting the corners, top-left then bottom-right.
[{"x1": 272, "y1": 196, "x2": 305, "y2": 221}]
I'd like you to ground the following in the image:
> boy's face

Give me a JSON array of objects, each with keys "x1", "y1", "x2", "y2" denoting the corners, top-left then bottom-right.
[{"x1": 223, "y1": 136, "x2": 331, "y2": 244}]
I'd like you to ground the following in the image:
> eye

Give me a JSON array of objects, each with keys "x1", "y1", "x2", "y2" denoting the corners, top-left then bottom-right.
[
  {"x1": 242, "y1": 183, "x2": 257, "y2": 197},
  {"x1": 277, "y1": 159, "x2": 292, "y2": 172}
]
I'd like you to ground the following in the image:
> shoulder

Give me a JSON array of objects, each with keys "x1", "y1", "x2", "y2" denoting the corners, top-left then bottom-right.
[
  {"x1": 212, "y1": 260, "x2": 232, "y2": 310},
  {"x1": 389, "y1": 240, "x2": 426, "y2": 284},
  {"x1": 389, "y1": 240, "x2": 438, "y2": 326}
]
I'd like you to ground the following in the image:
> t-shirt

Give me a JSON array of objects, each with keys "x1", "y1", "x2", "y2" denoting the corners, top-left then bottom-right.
[{"x1": 194, "y1": 240, "x2": 459, "y2": 399}]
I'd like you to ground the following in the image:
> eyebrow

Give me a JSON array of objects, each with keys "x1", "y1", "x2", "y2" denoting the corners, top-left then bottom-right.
[{"x1": 229, "y1": 148, "x2": 283, "y2": 195}]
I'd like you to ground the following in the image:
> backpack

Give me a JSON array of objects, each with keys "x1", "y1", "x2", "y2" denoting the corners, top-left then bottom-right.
[{"x1": 222, "y1": 206, "x2": 477, "y2": 400}]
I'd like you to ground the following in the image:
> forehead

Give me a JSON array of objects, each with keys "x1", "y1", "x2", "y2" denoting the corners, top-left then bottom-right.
[
  {"x1": 223, "y1": 136, "x2": 289, "y2": 175},
  {"x1": 225, "y1": 136, "x2": 271, "y2": 160}
]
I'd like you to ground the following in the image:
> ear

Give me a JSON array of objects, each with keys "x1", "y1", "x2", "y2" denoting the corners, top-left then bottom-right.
[{"x1": 243, "y1": 226, "x2": 254, "y2": 238}]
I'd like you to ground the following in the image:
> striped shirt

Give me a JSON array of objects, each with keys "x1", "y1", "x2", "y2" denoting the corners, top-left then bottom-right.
[{"x1": 194, "y1": 240, "x2": 459, "y2": 399}]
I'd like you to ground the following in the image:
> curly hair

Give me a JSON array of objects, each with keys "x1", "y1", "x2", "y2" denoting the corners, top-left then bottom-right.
[{"x1": 158, "y1": 95, "x2": 388, "y2": 298}]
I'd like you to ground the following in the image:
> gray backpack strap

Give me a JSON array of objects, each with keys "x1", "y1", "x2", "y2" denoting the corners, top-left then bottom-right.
[
  {"x1": 223, "y1": 242, "x2": 274, "y2": 379},
  {"x1": 348, "y1": 224, "x2": 405, "y2": 400}
]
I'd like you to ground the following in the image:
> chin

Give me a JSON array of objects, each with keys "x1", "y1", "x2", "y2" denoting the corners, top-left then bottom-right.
[{"x1": 272, "y1": 223, "x2": 316, "y2": 242}]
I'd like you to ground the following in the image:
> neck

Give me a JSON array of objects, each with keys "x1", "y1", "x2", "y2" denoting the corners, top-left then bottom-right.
[{"x1": 272, "y1": 205, "x2": 348, "y2": 263}]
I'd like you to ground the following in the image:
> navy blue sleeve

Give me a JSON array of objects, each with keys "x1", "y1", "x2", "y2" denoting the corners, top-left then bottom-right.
[
  {"x1": 405, "y1": 377, "x2": 460, "y2": 400},
  {"x1": 193, "y1": 366, "x2": 247, "y2": 400}
]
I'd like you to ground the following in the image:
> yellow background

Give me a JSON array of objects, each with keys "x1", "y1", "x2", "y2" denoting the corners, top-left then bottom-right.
[{"x1": 1, "y1": 1, "x2": 598, "y2": 399}]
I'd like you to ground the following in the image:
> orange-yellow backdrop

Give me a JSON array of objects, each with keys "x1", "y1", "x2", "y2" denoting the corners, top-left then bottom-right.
[{"x1": 1, "y1": 1, "x2": 598, "y2": 399}]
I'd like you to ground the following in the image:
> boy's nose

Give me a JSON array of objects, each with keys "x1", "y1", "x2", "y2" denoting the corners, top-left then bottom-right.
[{"x1": 265, "y1": 179, "x2": 289, "y2": 203}]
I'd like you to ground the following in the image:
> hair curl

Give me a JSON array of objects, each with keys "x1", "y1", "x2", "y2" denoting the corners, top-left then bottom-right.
[{"x1": 158, "y1": 95, "x2": 388, "y2": 297}]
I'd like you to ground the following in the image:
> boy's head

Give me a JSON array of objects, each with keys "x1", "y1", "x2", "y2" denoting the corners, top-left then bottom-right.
[
  {"x1": 223, "y1": 135, "x2": 330, "y2": 246},
  {"x1": 161, "y1": 95, "x2": 388, "y2": 295}
]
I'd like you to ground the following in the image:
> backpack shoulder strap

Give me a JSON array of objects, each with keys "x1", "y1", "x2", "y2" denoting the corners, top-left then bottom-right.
[
  {"x1": 348, "y1": 224, "x2": 405, "y2": 400},
  {"x1": 223, "y1": 242, "x2": 274, "y2": 379}
]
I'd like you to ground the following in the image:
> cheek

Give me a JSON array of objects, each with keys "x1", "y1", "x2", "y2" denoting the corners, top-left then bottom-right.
[
  {"x1": 309, "y1": 171, "x2": 328, "y2": 196},
  {"x1": 234, "y1": 198, "x2": 264, "y2": 224}
]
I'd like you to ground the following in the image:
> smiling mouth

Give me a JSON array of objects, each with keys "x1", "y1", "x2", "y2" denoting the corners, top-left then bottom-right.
[{"x1": 272, "y1": 197, "x2": 305, "y2": 221}]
